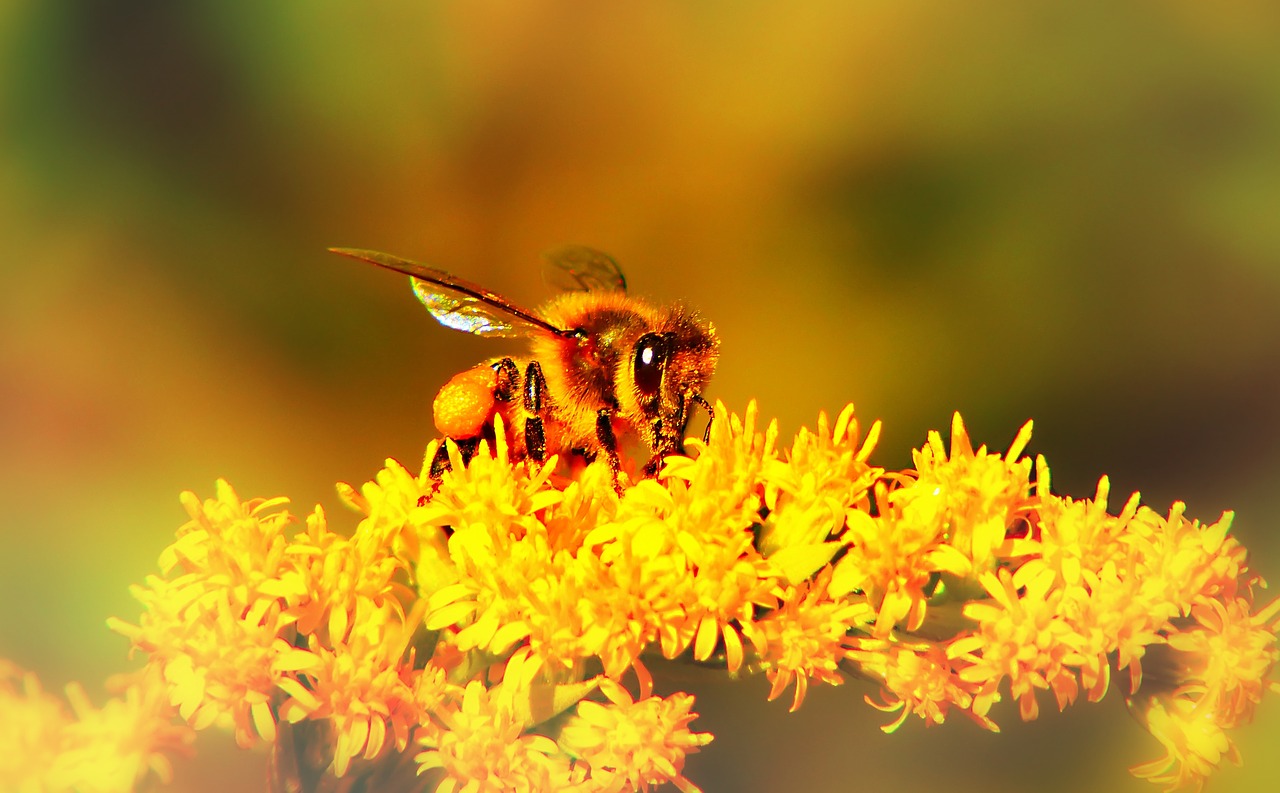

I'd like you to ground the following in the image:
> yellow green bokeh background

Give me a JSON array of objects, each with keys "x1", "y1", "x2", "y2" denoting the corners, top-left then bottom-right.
[{"x1": 3, "y1": 2, "x2": 1279, "y2": 791}]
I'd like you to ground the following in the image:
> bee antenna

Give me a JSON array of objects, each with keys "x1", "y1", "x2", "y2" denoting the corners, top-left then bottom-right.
[{"x1": 690, "y1": 393, "x2": 714, "y2": 443}]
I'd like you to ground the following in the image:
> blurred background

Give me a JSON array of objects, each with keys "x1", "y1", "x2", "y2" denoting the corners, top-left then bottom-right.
[{"x1": 2, "y1": 1, "x2": 1279, "y2": 791}]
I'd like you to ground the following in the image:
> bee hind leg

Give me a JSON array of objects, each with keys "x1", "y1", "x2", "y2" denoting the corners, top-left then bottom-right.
[
  {"x1": 492, "y1": 357, "x2": 520, "y2": 402},
  {"x1": 421, "y1": 436, "x2": 482, "y2": 506},
  {"x1": 427, "y1": 436, "x2": 484, "y2": 479},
  {"x1": 522, "y1": 361, "x2": 548, "y2": 461}
]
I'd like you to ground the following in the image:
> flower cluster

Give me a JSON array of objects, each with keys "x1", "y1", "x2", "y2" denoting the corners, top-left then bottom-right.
[
  {"x1": 0, "y1": 661, "x2": 193, "y2": 792},
  {"x1": 8, "y1": 401, "x2": 1274, "y2": 792}
]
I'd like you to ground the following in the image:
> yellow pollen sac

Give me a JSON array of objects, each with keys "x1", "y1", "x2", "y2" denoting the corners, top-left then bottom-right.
[{"x1": 433, "y1": 366, "x2": 498, "y2": 438}]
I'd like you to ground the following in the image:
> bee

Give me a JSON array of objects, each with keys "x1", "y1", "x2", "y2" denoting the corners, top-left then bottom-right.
[{"x1": 332, "y1": 246, "x2": 719, "y2": 487}]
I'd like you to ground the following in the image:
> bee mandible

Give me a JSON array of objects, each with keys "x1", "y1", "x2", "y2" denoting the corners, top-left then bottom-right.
[{"x1": 331, "y1": 246, "x2": 719, "y2": 487}]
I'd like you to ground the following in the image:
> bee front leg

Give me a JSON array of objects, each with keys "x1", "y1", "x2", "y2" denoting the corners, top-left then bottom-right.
[
  {"x1": 523, "y1": 361, "x2": 548, "y2": 462},
  {"x1": 690, "y1": 393, "x2": 715, "y2": 444},
  {"x1": 595, "y1": 407, "x2": 623, "y2": 491},
  {"x1": 642, "y1": 417, "x2": 662, "y2": 477},
  {"x1": 644, "y1": 425, "x2": 686, "y2": 477},
  {"x1": 642, "y1": 393, "x2": 687, "y2": 477}
]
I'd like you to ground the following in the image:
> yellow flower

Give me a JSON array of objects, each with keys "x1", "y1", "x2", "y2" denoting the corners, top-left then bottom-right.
[
  {"x1": 48, "y1": 670, "x2": 194, "y2": 793},
  {"x1": 830, "y1": 483, "x2": 972, "y2": 638},
  {"x1": 1, "y1": 661, "x2": 70, "y2": 791},
  {"x1": 1013, "y1": 472, "x2": 1141, "y2": 594},
  {"x1": 112, "y1": 488, "x2": 343, "y2": 748},
  {"x1": 276, "y1": 607, "x2": 422, "y2": 777},
  {"x1": 846, "y1": 635, "x2": 998, "y2": 732},
  {"x1": 631, "y1": 402, "x2": 782, "y2": 669},
  {"x1": 1128, "y1": 695, "x2": 1240, "y2": 792},
  {"x1": 410, "y1": 408, "x2": 783, "y2": 678},
  {"x1": 161, "y1": 480, "x2": 294, "y2": 594},
  {"x1": 111, "y1": 575, "x2": 305, "y2": 745},
  {"x1": 103, "y1": 401, "x2": 1276, "y2": 791},
  {"x1": 415, "y1": 650, "x2": 576, "y2": 792},
  {"x1": 1164, "y1": 595, "x2": 1280, "y2": 727},
  {"x1": 747, "y1": 572, "x2": 872, "y2": 711},
  {"x1": 0, "y1": 663, "x2": 192, "y2": 793},
  {"x1": 756, "y1": 405, "x2": 882, "y2": 581},
  {"x1": 950, "y1": 567, "x2": 1082, "y2": 721},
  {"x1": 412, "y1": 426, "x2": 577, "y2": 667},
  {"x1": 415, "y1": 683, "x2": 566, "y2": 793},
  {"x1": 1124, "y1": 594, "x2": 1280, "y2": 790},
  {"x1": 278, "y1": 505, "x2": 412, "y2": 644},
  {"x1": 896, "y1": 413, "x2": 1035, "y2": 571},
  {"x1": 559, "y1": 676, "x2": 712, "y2": 793},
  {"x1": 1008, "y1": 473, "x2": 1148, "y2": 701}
]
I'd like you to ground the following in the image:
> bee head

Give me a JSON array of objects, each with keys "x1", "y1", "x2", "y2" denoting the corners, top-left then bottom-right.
[{"x1": 623, "y1": 305, "x2": 719, "y2": 452}]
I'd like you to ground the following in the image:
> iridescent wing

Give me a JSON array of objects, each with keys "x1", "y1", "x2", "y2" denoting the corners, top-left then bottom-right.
[
  {"x1": 541, "y1": 245, "x2": 627, "y2": 293},
  {"x1": 330, "y1": 248, "x2": 572, "y2": 339}
]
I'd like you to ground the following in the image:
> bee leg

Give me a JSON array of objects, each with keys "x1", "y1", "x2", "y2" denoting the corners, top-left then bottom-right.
[
  {"x1": 690, "y1": 393, "x2": 715, "y2": 444},
  {"x1": 643, "y1": 394, "x2": 688, "y2": 477},
  {"x1": 644, "y1": 440, "x2": 685, "y2": 477},
  {"x1": 492, "y1": 357, "x2": 520, "y2": 402},
  {"x1": 423, "y1": 378, "x2": 503, "y2": 503},
  {"x1": 643, "y1": 418, "x2": 667, "y2": 477},
  {"x1": 427, "y1": 436, "x2": 484, "y2": 480},
  {"x1": 523, "y1": 361, "x2": 548, "y2": 461},
  {"x1": 428, "y1": 443, "x2": 452, "y2": 480},
  {"x1": 594, "y1": 407, "x2": 623, "y2": 492}
]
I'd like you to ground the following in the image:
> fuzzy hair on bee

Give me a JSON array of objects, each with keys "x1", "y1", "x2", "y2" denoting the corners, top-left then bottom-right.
[{"x1": 332, "y1": 246, "x2": 719, "y2": 489}]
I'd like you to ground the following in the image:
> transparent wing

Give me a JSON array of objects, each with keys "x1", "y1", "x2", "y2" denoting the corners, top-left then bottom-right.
[
  {"x1": 330, "y1": 247, "x2": 570, "y2": 339},
  {"x1": 541, "y1": 245, "x2": 627, "y2": 293}
]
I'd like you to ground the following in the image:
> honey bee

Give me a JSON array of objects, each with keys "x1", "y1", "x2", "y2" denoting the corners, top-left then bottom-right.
[{"x1": 332, "y1": 246, "x2": 719, "y2": 486}]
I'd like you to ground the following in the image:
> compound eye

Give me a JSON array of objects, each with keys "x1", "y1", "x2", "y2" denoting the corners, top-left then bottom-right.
[{"x1": 632, "y1": 333, "x2": 668, "y2": 397}]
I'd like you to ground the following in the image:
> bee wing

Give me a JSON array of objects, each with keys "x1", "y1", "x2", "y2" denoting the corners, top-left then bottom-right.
[
  {"x1": 330, "y1": 248, "x2": 570, "y2": 339},
  {"x1": 541, "y1": 245, "x2": 628, "y2": 293}
]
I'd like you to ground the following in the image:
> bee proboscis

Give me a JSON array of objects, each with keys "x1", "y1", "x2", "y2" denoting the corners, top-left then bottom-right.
[{"x1": 332, "y1": 246, "x2": 719, "y2": 487}]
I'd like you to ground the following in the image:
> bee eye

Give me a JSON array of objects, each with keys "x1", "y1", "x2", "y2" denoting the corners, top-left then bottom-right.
[{"x1": 633, "y1": 333, "x2": 668, "y2": 397}]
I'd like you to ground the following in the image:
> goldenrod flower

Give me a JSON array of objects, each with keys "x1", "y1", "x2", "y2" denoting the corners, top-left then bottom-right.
[
  {"x1": 748, "y1": 571, "x2": 872, "y2": 711},
  {"x1": 952, "y1": 566, "x2": 1081, "y2": 721},
  {"x1": 74, "y1": 401, "x2": 1280, "y2": 791},
  {"x1": 1128, "y1": 695, "x2": 1241, "y2": 791},
  {"x1": 903, "y1": 414, "x2": 1035, "y2": 571},
  {"x1": 278, "y1": 505, "x2": 412, "y2": 642},
  {"x1": 559, "y1": 675, "x2": 711, "y2": 793},
  {"x1": 1, "y1": 660, "x2": 65, "y2": 790},
  {"x1": 414, "y1": 649, "x2": 577, "y2": 792},
  {"x1": 0, "y1": 663, "x2": 192, "y2": 793},
  {"x1": 276, "y1": 610, "x2": 421, "y2": 777},
  {"x1": 847, "y1": 636, "x2": 988, "y2": 731}
]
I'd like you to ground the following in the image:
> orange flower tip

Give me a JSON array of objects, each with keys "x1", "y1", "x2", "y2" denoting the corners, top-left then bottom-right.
[
  {"x1": 859, "y1": 419, "x2": 884, "y2": 462},
  {"x1": 251, "y1": 701, "x2": 277, "y2": 743},
  {"x1": 105, "y1": 616, "x2": 138, "y2": 638},
  {"x1": 831, "y1": 403, "x2": 856, "y2": 439},
  {"x1": 178, "y1": 490, "x2": 201, "y2": 514},
  {"x1": 1093, "y1": 474, "x2": 1110, "y2": 504},
  {"x1": 1007, "y1": 419, "x2": 1033, "y2": 460},
  {"x1": 1255, "y1": 594, "x2": 1280, "y2": 624},
  {"x1": 335, "y1": 480, "x2": 366, "y2": 511},
  {"x1": 414, "y1": 752, "x2": 443, "y2": 773}
]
